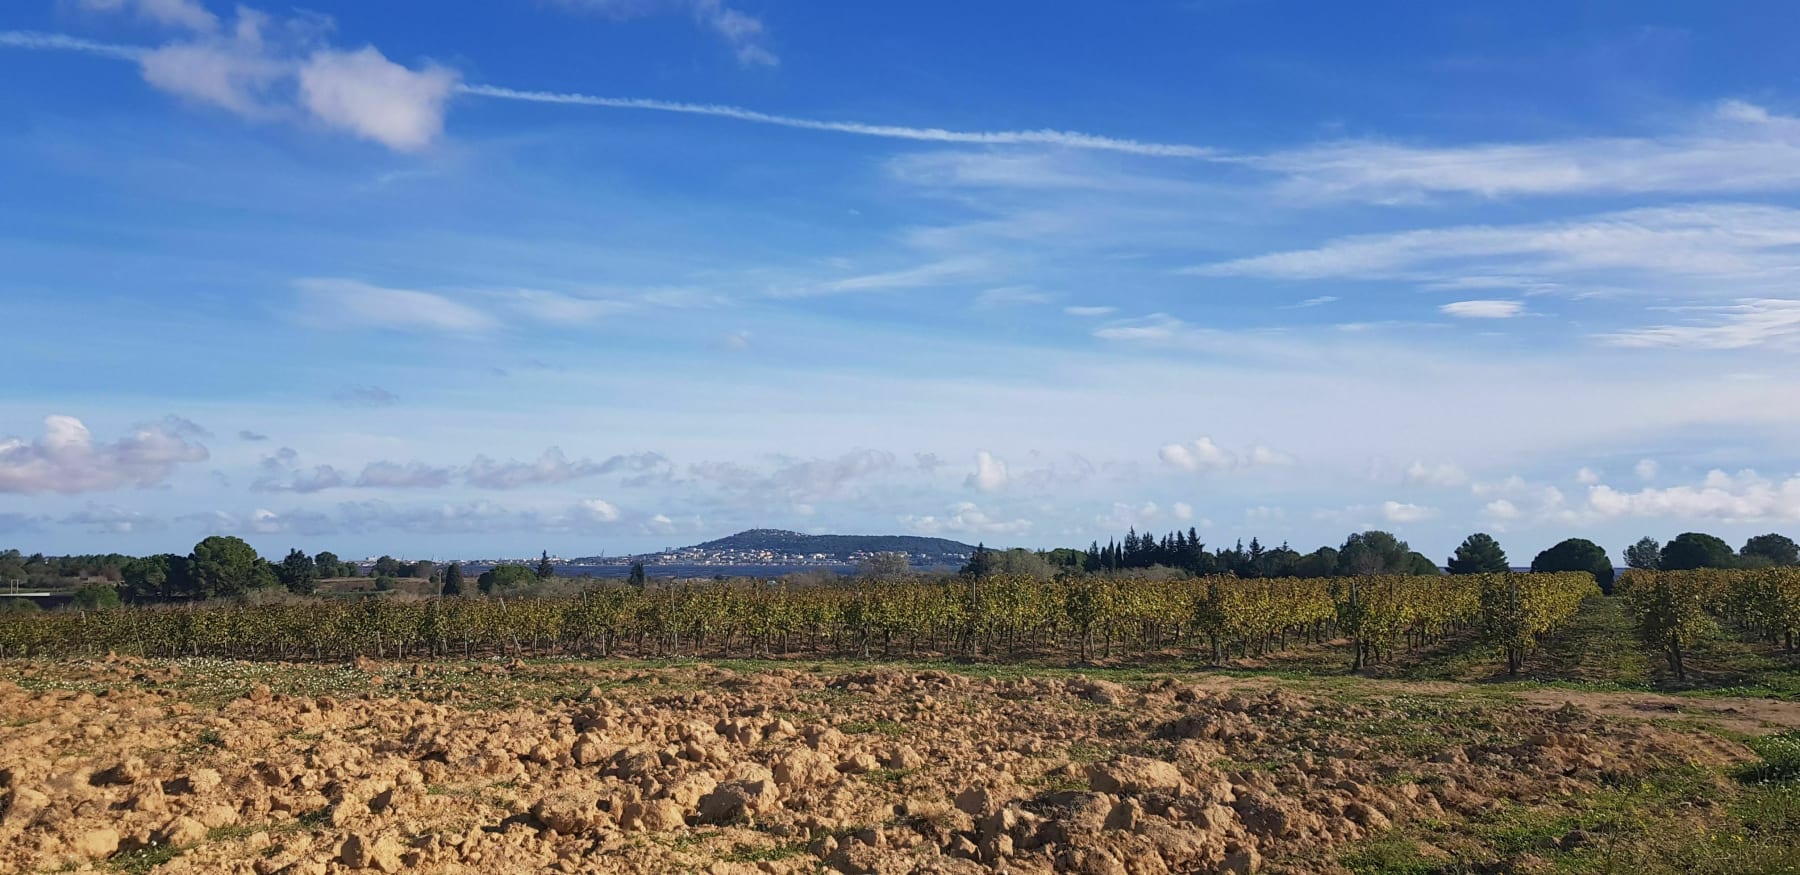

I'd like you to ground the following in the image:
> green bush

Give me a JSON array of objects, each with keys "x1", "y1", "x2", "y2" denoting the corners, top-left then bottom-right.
[{"x1": 71, "y1": 583, "x2": 122, "y2": 610}]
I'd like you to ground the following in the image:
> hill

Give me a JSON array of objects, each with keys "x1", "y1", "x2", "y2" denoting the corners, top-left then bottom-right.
[
  {"x1": 570, "y1": 529, "x2": 978, "y2": 567},
  {"x1": 691, "y1": 529, "x2": 977, "y2": 558}
]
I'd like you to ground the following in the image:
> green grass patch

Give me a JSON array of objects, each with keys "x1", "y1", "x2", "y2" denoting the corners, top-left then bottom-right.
[
  {"x1": 203, "y1": 823, "x2": 263, "y2": 842},
  {"x1": 864, "y1": 767, "x2": 912, "y2": 785},
  {"x1": 722, "y1": 842, "x2": 807, "y2": 863},
  {"x1": 108, "y1": 845, "x2": 180, "y2": 875},
  {"x1": 1339, "y1": 835, "x2": 1445, "y2": 875},
  {"x1": 840, "y1": 719, "x2": 906, "y2": 737}
]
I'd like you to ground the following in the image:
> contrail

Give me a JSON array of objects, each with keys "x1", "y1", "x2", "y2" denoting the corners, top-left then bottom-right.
[
  {"x1": 456, "y1": 84, "x2": 1218, "y2": 159},
  {"x1": 0, "y1": 30, "x2": 1218, "y2": 159},
  {"x1": 0, "y1": 30, "x2": 143, "y2": 61}
]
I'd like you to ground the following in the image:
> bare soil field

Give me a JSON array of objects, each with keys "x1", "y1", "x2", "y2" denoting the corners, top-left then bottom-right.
[{"x1": 3, "y1": 655, "x2": 1796, "y2": 875}]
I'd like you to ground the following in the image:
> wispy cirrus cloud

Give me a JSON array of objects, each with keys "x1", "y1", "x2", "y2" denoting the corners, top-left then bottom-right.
[
  {"x1": 1247, "y1": 101, "x2": 1800, "y2": 202},
  {"x1": 1601, "y1": 299, "x2": 1800, "y2": 349},
  {"x1": 298, "y1": 279, "x2": 497, "y2": 334},
  {"x1": 1191, "y1": 203, "x2": 1800, "y2": 289}
]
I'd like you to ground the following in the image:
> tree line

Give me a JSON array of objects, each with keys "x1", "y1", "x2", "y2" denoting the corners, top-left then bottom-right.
[{"x1": 3, "y1": 528, "x2": 1794, "y2": 610}]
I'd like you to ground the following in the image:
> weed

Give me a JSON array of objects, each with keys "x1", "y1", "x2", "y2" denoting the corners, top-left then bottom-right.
[
  {"x1": 841, "y1": 719, "x2": 905, "y2": 737},
  {"x1": 723, "y1": 842, "x2": 806, "y2": 863},
  {"x1": 108, "y1": 845, "x2": 179, "y2": 875}
]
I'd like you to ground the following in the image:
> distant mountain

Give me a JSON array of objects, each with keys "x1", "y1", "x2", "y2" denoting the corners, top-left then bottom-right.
[
  {"x1": 569, "y1": 529, "x2": 978, "y2": 567},
  {"x1": 693, "y1": 529, "x2": 977, "y2": 557}
]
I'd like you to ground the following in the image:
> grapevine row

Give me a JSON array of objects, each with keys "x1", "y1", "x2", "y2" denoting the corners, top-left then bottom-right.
[
  {"x1": 1617, "y1": 568, "x2": 1800, "y2": 679},
  {"x1": 0, "y1": 571, "x2": 1597, "y2": 672}
]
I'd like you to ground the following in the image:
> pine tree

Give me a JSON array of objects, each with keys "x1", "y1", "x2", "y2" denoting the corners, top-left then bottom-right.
[
  {"x1": 442, "y1": 562, "x2": 465, "y2": 596},
  {"x1": 535, "y1": 550, "x2": 555, "y2": 581},
  {"x1": 1447, "y1": 533, "x2": 1510, "y2": 574},
  {"x1": 1624, "y1": 537, "x2": 1661, "y2": 570}
]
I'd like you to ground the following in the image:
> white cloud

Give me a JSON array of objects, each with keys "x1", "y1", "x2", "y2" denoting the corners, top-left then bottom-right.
[
  {"x1": 1098, "y1": 501, "x2": 1162, "y2": 530},
  {"x1": 1470, "y1": 475, "x2": 1530, "y2": 498},
  {"x1": 296, "y1": 279, "x2": 498, "y2": 334},
  {"x1": 901, "y1": 502, "x2": 1031, "y2": 538},
  {"x1": 1159, "y1": 437, "x2": 1234, "y2": 473},
  {"x1": 688, "y1": 450, "x2": 894, "y2": 507},
  {"x1": 505, "y1": 289, "x2": 632, "y2": 324},
  {"x1": 1580, "y1": 469, "x2": 1800, "y2": 523},
  {"x1": 297, "y1": 46, "x2": 457, "y2": 152},
  {"x1": 49, "y1": 5, "x2": 456, "y2": 151},
  {"x1": 138, "y1": 10, "x2": 284, "y2": 116},
  {"x1": 1173, "y1": 501, "x2": 1194, "y2": 522},
  {"x1": 1248, "y1": 101, "x2": 1800, "y2": 201},
  {"x1": 1636, "y1": 458, "x2": 1660, "y2": 481},
  {"x1": 1380, "y1": 500, "x2": 1438, "y2": 524},
  {"x1": 250, "y1": 447, "x2": 344, "y2": 493},
  {"x1": 79, "y1": 0, "x2": 218, "y2": 33},
  {"x1": 1440, "y1": 300, "x2": 1524, "y2": 319},
  {"x1": 1160, "y1": 437, "x2": 1293, "y2": 474},
  {"x1": 0, "y1": 415, "x2": 209, "y2": 494},
  {"x1": 966, "y1": 450, "x2": 1010, "y2": 493},
  {"x1": 465, "y1": 448, "x2": 610, "y2": 490},
  {"x1": 573, "y1": 498, "x2": 621, "y2": 524},
  {"x1": 1064, "y1": 305, "x2": 1118, "y2": 317},
  {"x1": 1601, "y1": 299, "x2": 1800, "y2": 349},
  {"x1": 336, "y1": 500, "x2": 510, "y2": 535},
  {"x1": 187, "y1": 507, "x2": 337, "y2": 536},
  {"x1": 1191, "y1": 204, "x2": 1800, "y2": 296},
  {"x1": 1248, "y1": 445, "x2": 1296, "y2": 467},
  {"x1": 1576, "y1": 466, "x2": 1602, "y2": 485},
  {"x1": 802, "y1": 257, "x2": 990, "y2": 297},
  {"x1": 355, "y1": 460, "x2": 453, "y2": 489},
  {"x1": 62, "y1": 505, "x2": 163, "y2": 534},
  {"x1": 1404, "y1": 460, "x2": 1469, "y2": 488},
  {"x1": 1483, "y1": 498, "x2": 1521, "y2": 521}
]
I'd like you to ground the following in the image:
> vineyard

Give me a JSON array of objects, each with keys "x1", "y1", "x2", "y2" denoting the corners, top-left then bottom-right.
[
  {"x1": 1619, "y1": 567, "x2": 1800, "y2": 679},
  {"x1": 0, "y1": 571, "x2": 1597, "y2": 674}
]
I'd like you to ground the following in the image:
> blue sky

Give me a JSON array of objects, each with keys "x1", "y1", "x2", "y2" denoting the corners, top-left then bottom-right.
[{"x1": 4, "y1": 0, "x2": 1800, "y2": 562}]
